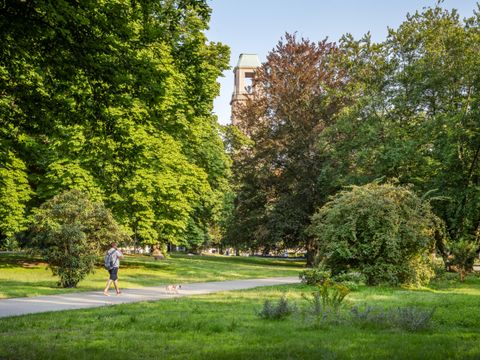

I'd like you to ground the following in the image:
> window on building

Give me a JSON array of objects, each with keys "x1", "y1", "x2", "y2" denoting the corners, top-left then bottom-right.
[{"x1": 244, "y1": 72, "x2": 254, "y2": 93}]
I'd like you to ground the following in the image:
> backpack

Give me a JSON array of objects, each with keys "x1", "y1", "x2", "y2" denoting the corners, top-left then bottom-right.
[{"x1": 104, "y1": 249, "x2": 116, "y2": 270}]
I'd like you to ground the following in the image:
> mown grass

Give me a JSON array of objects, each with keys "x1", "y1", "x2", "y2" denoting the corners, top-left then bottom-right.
[
  {"x1": 0, "y1": 276, "x2": 480, "y2": 360},
  {"x1": 0, "y1": 252, "x2": 303, "y2": 298}
]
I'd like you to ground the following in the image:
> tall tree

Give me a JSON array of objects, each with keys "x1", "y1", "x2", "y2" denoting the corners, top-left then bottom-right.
[
  {"x1": 0, "y1": 0, "x2": 230, "y2": 249},
  {"x1": 323, "y1": 5, "x2": 480, "y2": 246},
  {"x1": 229, "y1": 34, "x2": 349, "y2": 265}
]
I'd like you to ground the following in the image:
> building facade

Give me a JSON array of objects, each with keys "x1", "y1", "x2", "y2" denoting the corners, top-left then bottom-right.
[{"x1": 230, "y1": 53, "x2": 261, "y2": 125}]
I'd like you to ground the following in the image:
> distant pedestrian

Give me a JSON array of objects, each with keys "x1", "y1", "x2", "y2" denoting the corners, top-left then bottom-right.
[{"x1": 103, "y1": 242, "x2": 123, "y2": 296}]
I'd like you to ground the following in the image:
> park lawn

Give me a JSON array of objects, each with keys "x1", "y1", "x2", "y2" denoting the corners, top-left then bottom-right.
[
  {"x1": 0, "y1": 253, "x2": 303, "y2": 299},
  {"x1": 0, "y1": 276, "x2": 480, "y2": 360}
]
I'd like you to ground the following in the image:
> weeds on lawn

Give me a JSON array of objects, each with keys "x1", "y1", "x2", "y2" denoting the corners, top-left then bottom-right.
[
  {"x1": 299, "y1": 281, "x2": 350, "y2": 327},
  {"x1": 350, "y1": 304, "x2": 435, "y2": 331},
  {"x1": 317, "y1": 281, "x2": 350, "y2": 309},
  {"x1": 300, "y1": 291, "x2": 336, "y2": 328},
  {"x1": 258, "y1": 282, "x2": 435, "y2": 332},
  {"x1": 350, "y1": 304, "x2": 390, "y2": 329},
  {"x1": 392, "y1": 306, "x2": 435, "y2": 331},
  {"x1": 257, "y1": 295, "x2": 296, "y2": 320}
]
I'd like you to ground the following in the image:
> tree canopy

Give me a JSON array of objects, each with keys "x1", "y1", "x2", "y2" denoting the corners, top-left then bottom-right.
[
  {"x1": 0, "y1": 0, "x2": 230, "y2": 249},
  {"x1": 227, "y1": 4, "x2": 480, "y2": 268},
  {"x1": 321, "y1": 5, "x2": 480, "y2": 245},
  {"x1": 226, "y1": 34, "x2": 349, "y2": 264}
]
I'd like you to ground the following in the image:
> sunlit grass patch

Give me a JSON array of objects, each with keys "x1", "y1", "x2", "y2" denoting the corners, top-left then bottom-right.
[
  {"x1": 0, "y1": 252, "x2": 304, "y2": 299},
  {"x1": 1, "y1": 279, "x2": 480, "y2": 359}
]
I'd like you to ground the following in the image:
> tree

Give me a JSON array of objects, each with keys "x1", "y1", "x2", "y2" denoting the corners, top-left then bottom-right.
[
  {"x1": 229, "y1": 34, "x2": 349, "y2": 264},
  {"x1": 0, "y1": 147, "x2": 31, "y2": 249},
  {"x1": 449, "y1": 238, "x2": 478, "y2": 281},
  {"x1": 309, "y1": 182, "x2": 444, "y2": 286},
  {"x1": 382, "y1": 6, "x2": 480, "y2": 244},
  {"x1": 321, "y1": 4, "x2": 480, "y2": 250},
  {"x1": 29, "y1": 190, "x2": 125, "y2": 288},
  {"x1": 0, "y1": 0, "x2": 230, "y2": 249}
]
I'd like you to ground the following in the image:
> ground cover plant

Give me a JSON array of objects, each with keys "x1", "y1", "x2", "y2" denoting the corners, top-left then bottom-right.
[
  {"x1": 0, "y1": 252, "x2": 303, "y2": 299},
  {"x1": 0, "y1": 276, "x2": 479, "y2": 360}
]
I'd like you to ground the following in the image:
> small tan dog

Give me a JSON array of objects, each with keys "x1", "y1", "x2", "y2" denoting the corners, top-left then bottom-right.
[{"x1": 165, "y1": 284, "x2": 182, "y2": 294}]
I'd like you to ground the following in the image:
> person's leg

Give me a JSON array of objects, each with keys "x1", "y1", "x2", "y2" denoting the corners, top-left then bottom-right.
[
  {"x1": 113, "y1": 279, "x2": 121, "y2": 294},
  {"x1": 109, "y1": 267, "x2": 121, "y2": 295},
  {"x1": 104, "y1": 269, "x2": 114, "y2": 295},
  {"x1": 104, "y1": 279, "x2": 112, "y2": 295}
]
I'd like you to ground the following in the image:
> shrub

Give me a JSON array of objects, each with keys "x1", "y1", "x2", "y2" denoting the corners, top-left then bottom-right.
[
  {"x1": 391, "y1": 306, "x2": 435, "y2": 332},
  {"x1": 431, "y1": 256, "x2": 447, "y2": 279},
  {"x1": 398, "y1": 255, "x2": 436, "y2": 287},
  {"x1": 29, "y1": 190, "x2": 126, "y2": 287},
  {"x1": 350, "y1": 304, "x2": 435, "y2": 332},
  {"x1": 301, "y1": 292, "x2": 333, "y2": 328},
  {"x1": 317, "y1": 281, "x2": 350, "y2": 310},
  {"x1": 449, "y1": 238, "x2": 478, "y2": 281},
  {"x1": 350, "y1": 304, "x2": 389, "y2": 328},
  {"x1": 257, "y1": 295, "x2": 296, "y2": 320},
  {"x1": 332, "y1": 272, "x2": 366, "y2": 284},
  {"x1": 299, "y1": 268, "x2": 331, "y2": 285},
  {"x1": 308, "y1": 182, "x2": 445, "y2": 286},
  {"x1": 332, "y1": 272, "x2": 366, "y2": 291},
  {"x1": 300, "y1": 281, "x2": 351, "y2": 328}
]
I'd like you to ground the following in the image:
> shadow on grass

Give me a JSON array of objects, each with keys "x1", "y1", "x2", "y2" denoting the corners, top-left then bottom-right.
[
  {"x1": 0, "y1": 279, "x2": 76, "y2": 298},
  {"x1": 0, "y1": 254, "x2": 47, "y2": 270}
]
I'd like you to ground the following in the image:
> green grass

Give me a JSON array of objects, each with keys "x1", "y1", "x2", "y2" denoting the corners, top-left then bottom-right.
[
  {"x1": 1, "y1": 276, "x2": 480, "y2": 359},
  {"x1": 0, "y1": 252, "x2": 303, "y2": 298}
]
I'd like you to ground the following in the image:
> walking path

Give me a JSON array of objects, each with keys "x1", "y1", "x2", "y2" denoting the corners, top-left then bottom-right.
[{"x1": 0, "y1": 277, "x2": 300, "y2": 318}]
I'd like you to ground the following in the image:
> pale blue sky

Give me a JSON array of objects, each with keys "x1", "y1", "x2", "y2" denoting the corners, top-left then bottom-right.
[{"x1": 205, "y1": 0, "x2": 479, "y2": 125}]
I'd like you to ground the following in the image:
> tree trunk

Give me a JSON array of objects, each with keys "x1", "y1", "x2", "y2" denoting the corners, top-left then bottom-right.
[{"x1": 305, "y1": 237, "x2": 317, "y2": 267}]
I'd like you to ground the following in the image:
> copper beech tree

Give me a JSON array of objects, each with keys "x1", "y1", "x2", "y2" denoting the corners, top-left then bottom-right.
[{"x1": 227, "y1": 34, "x2": 350, "y2": 265}]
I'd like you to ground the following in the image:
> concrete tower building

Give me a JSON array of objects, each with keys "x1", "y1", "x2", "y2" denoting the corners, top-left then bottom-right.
[{"x1": 230, "y1": 53, "x2": 261, "y2": 125}]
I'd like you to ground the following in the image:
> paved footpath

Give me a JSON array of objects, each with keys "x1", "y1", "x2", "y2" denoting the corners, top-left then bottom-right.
[{"x1": 0, "y1": 277, "x2": 299, "y2": 318}]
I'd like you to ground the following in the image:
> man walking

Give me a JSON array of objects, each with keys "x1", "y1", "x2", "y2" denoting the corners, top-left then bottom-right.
[{"x1": 103, "y1": 242, "x2": 124, "y2": 296}]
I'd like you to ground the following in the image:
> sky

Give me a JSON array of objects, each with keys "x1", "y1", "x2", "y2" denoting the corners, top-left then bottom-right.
[{"x1": 205, "y1": 0, "x2": 479, "y2": 125}]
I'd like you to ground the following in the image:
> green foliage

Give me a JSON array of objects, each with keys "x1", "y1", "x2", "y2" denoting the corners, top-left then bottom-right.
[
  {"x1": 431, "y1": 256, "x2": 447, "y2": 279},
  {"x1": 332, "y1": 272, "x2": 366, "y2": 291},
  {"x1": 324, "y1": 4, "x2": 480, "y2": 254},
  {"x1": 449, "y1": 238, "x2": 478, "y2": 281},
  {"x1": 332, "y1": 272, "x2": 366, "y2": 285},
  {"x1": 300, "y1": 281, "x2": 350, "y2": 328},
  {"x1": 316, "y1": 281, "x2": 351, "y2": 310},
  {"x1": 227, "y1": 34, "x2": 349, "y2": 265},
  {"x1": 299, "y1": 268, "x2": 331, "y2": 286},
  {"x1": 226, "y1": 3, "x2": 480, "y2": 265},
  {"x1": 392, "y1": 307, "x2": 436, "y2": 332},
  {"x1": 29, "y1": 190, "x2": 125, "y2": 287},
  {"x1": 257, "y1": 295, "x2": 296, "y2": 320},
  {"x1": 309, "y1": 182, "x2": 443, "y2": 286},
  {"x1": 0, "y1": 0, "x2": 230, "y2": 249},
  {"x1": 0, "y1": 148, "x2": 31, "y2": 249}
]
